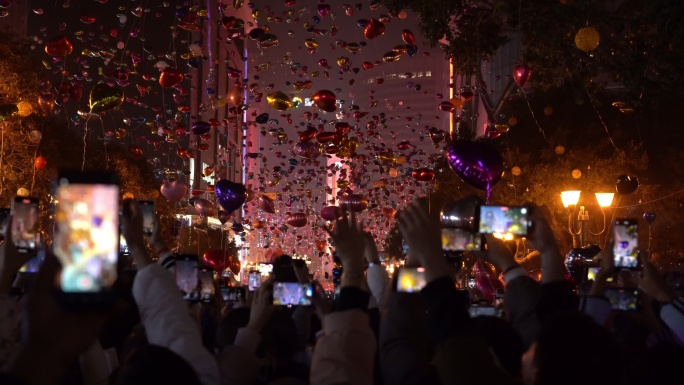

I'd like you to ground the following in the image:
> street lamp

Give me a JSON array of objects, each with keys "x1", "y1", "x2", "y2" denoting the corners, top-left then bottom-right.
[{"x1": 561, "y1": 190, "x2": 615, "y2": 248}]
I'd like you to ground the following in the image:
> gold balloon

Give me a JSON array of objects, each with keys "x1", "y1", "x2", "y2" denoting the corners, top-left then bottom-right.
[
  {"x1": 122, "y1": 192, "x2": 135, "y2": 200},
  {"x1": 382, "y1": 51, "x2": 401, "y2": 63},
  {"x1": 511, "y1": 166, "x2": 522, "y2": 176},
  {"x1": 494, "y1": 124, "x2": 509, "y2": 133},
  {"x1": 448, "y1": 98, "x2": 463, "y2": 109},
  {"x1": 572, "y1": 169, "x2": 582, "y2": 179},
  {"x1": 89, "y1": 83, "x2": 124, "y2": 114},
  {"x1": 389, "y1": 168, "x2": 399, "y2": 178},
  {"x1": 16, "y1": 101, "x2": 33, "y2": 117},
  {"x1": 575, "y1": 26, "x2": 600, "y2": 52},
  {"x1": 266, "y1": 91, "x2": 292, "y2": 111},
  {"x1": 304, "y1": 38, "x2": 319, "y2": 48},
  {"x1": 555, "y1": 145, "x2": 566, "y2": 155},
  {"x1": 227, "y1": 88, "x2": 244, "y2": 106},
  {"x1": 337, "y1": 56, "x2": 349, "y2": 67}
]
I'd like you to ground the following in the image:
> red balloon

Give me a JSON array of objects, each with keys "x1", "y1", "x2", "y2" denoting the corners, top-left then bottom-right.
[
  {"x1": 339, "y1": 194, "x2": 368, "y2": 212},
  {"x1": 45, "y1": 36, "x2": 73, "y2": 57},
  {"x1": 258, "y1": 195, "x2": 275, "y2": 213},
  {"x1": 316, "y1": 131, "x2": 339, "y2": 144},
  {"x1": 382, "y1": 207, "x2": 396, "y2": 220},
  {"x1": 334, "y1": 121, "x2": 351, "y2": 135},
  {"x1": 311, "y1": 90, "x2": 337, "y2": 112},
  {"x1": 411, "y1": 168, "x2": 435, "y2": 182},
  {"x1": 203, "y1": 249, "x2": 231, "y2": 272},
  {"x1": 286, "y1": 212, "x2": 308, "y2": 227},
  {"x1": 128, "y1": 144, "x2": 143, "y2": 160},
  {"x1": 315, "y1": 240, "x2": 327, "y2": 251},
  {"x1": 320, "y1": 206, "x2": 342, "y2": 221},
  {"x1": 512, "y1": 64, "x2": 531, "y2": 88},
  {"x1": 299, "y1": 127, "x2": 317, "y2": 142},
  {"x1": 364, "y1": 19, "x2": 385, "y2": 40},
  {"x1": 401, "y1": 29, "x2": 415, "y2": 45},
  {"x1": 473, "y1": 259, "x2": 503, "y2": 303},
  {"x1": 34, "y1": 156, "x2": 47, "y2": 170},
  {"x1": 159, "y1": 68, "x2": 184, "y2": 88}
]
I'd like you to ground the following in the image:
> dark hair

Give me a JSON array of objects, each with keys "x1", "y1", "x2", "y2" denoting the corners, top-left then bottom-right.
[
  {"x1": 471, "y1": 315, "x2": 525, "y2": 377},
  {"x1": 534, "y1": 310, "x2": 619, "y2": 385},
  {"x1": 273, "y1": 254, "x2": 298, "y2": 283},
  {"x1": 112, "y1": 344, "x2": 201, "y2": 385}
]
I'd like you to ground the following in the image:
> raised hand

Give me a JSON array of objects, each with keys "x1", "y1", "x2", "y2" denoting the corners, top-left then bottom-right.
[
  {"x1": 483, "y1": 234, "x2": 518, "y2": 273},
  {"x1": 526, "y1": 205, "x2": 564, "y2": 283},
  {"x1": 121, "y1": 199, "x2": 152, "y2": 268},
  {"x1": 246, "y1": 278, "x2": 275, "y2": 333},
  {"x1": 639, "y1": 254, "x2": 675, "y2": 303},
  {"x1": 325, "y1": 209, "x2": 365, "y2": 288},
  {"x1": 398, "y1": 200, "x2": 449, "y2": 283},
  {"x1": 362, "y1": 231, "x2": 380, "y2": 265}
]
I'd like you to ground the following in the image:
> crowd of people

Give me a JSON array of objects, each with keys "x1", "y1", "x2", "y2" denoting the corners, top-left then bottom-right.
[{"x1": 0, "y1": 198, "x2": 682, "y2": 385}]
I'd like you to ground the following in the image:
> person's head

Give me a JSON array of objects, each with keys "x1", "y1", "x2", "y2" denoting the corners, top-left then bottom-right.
[
  {"x1": 273, "y1": 255, "x2": 298, "y2": 282},
  {"x1": 217, "y1": 307, "x2": 250, "y2": 347},
  {"x1": 530, "y1": 310, "x2": 619, "y2": 385},
  {"x1": 471, "y1": 315, "x2": 525, "y2": 377},
  {"x1": 112, "y1": 344, "x2": 201, "y2": 385}
]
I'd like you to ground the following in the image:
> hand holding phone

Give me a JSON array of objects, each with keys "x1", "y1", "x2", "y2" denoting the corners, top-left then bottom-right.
[
  {"x1": 273, "y1": 282, "x2": 313, "y2": 306},
  {"x1": 175, "y1": 254, "x2": 199, "y2": 301},
  {"x1": 137, "y1": 200, "x2": 155, "y2": 236},
  {"x1": 10, "y1": 197, "x2": 39, "y2": 253},
  {"x1": 199, "y1": 267, "x2": 215, "y2": 302},
  {"x1": 248, "y1": 271, "x2": 262, "y2": 291},
  {"x1": 479, "y1": 205, "x2": 529, "y2": 236},
  {"x1": 604, "y1": 288, "x2": 641, "y2": 311}
]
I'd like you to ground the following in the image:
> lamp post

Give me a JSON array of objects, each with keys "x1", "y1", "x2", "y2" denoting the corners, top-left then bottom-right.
[{"x1": 560, "y1": 190, "x2": 615, "y2": 248}]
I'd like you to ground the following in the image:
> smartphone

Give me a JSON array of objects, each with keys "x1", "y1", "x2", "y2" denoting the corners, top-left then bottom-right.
[
  {"x1": 469, "y1": 305, "x2": 500, "y2": 317},
  {"x1": 199, "y1": 266, "x2": 214, "y2": 302},
  {"x1": 396, "y1": 267, "x2": 427, "y2": 293},
  {"x1": 0, "y1": 208, "x2": 10, "y2": 242},
  {"x1": 221, "y1": 286, "x2": 246, "y2": 302},
  {"x1": 604, "y1": 288, "x2": 641, "y2": 311},
  {"x1": 467, "y1": 277, "x2": 476, "y2": 289},
  {"x1": 613, "y1": 219, "x2": 639, "y2": 270},
  {"x1": 478, "y1": 205, "x2": 529, "y2": 236},
  {"x1": 441, "y1": 228, "x2": 482, "y2": 251},
  {"x1": 273, "y1": 282, "x2": 314, "y2": 306},
  {"x1": 586, "y1": 267, "x2": 613, "y2": 282},
  {"x1": 175, "y1": 254, "x2": 199, "y2": 301},
  {"x1": 248, "y1": 271, "x2": 261, "y2": 291},
  {"x1": 138, "y1": 200, "x2": 155, "y2": 236},
  {"x1": 53, "y1": 171, "x2": 120, "y2": 305},
  {"x1": 10, "y1": 196, "x2": 39, "y2": 253}
]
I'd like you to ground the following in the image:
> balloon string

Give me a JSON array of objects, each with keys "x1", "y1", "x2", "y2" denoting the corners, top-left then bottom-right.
[
  {"x1": 585, "y1": 87, "x2": 619, "y2": 152},
  {"x1": 0, "y1": 122, "x2": 4, "y2": 195},
  {"x1": 521, "y1": 91, "x2": 551, "y2": 143},
  {"x1": 613, "y1": 188, "x2": 684, "y2": 208}
]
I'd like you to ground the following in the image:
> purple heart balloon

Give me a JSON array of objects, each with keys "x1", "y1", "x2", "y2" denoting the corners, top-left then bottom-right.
[
  {"x1": 215, "y1": 179, "x2": 247, "y2": 214},
  {"x1": 446, "y1": 140, "x2": 504, "y2": 191},
  {"x1": 191, "y1": 120, "x2": 211, "y2": 135},
  {"x1": 643, "y1": 212, "x2": 657, "y2": 225}
]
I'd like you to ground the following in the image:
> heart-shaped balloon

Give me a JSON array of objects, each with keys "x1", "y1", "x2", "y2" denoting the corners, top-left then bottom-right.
[
  {"x1": 616, "y1": 174, "x2": 639, "y2": 195},
  {"x1": 45, "y1": 36, "x2": 73, "y2": 57},
  {"x1": 160, "y1": 180, "x2": 188, "y2": 202},
  {"x1": 159, "y1": 68, "x2": 184, "y2": 88},
  {"x1": 364, "y1": 19, "x2": 385, "y2": 39},
  {"x1": 286, "y1": 213, "x2": 308, "y2": 227},
  {"x1": 564, "y1": 244, "x2": 601, "y2": 284},
  {"x1": 191, "y1": 121, "x2": 211, "y2": 135},
  {"x1": 446, "y1": 140, "x2": 504, "y2": 192},
  {"x1": 311, "y1": 90, "x2": 337, "y2": 112},
  {"x1": 258, "y1": 195, "x2": 276, "y2": 213},
  {"x1": 194, "y1": 198, "x2": 216, "y2": 217},
  {"x1": 402, "y1": 29, "x2": 415, "y2": 45},
  {"x1": 215, "y1": 179, "x2": 246, "y2": 214},
  {"x1": 473, "y1": 259, "x2": 502, "y2": 303},
  {"x1": 512, "y1": 64, "x2": 531, "y2": 88},
  {"x1": 203, "y1": 249, "x2": 229, "y2": 272},
  {"x1": 429, "y1": 127, "x2": 446, "y2": 145},
  {"x1": 643, "y1": 211, "x2": 657, "y2": 225},
  {"x1": 89, "y1": 83, "x2": 124, "y2": 114},
  {"x1": 320, "y1": 206, "x2": 342, "y2": 221},
  {"x1": 217, "y1": 210, "x2": 230, "y2": 224}
]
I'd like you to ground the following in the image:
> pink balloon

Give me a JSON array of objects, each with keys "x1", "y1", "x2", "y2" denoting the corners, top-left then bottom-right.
[
  {"x1": 160, "y1": 181, "x2": 188, "y2": 202},
  {"x1": 473, "y1": 259, "x2": 502, "y2": 303},
  {"x1": 194, "y1": 198, "x2": 216, "y2": 217},
  {"x1": 320, "y1": 206, "x2": 342, "y2": 221}
]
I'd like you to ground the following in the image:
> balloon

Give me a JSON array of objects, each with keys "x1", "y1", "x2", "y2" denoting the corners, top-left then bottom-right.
[
  {"x1": 45, "y1": 36, "x2": 73, "y2": 56},
  {"x1": 512, "y1": 64, "x2": 531, "y2": 88},
  {"x1": 191, "y1": 121, "x2": 211, "y2": 135},
  {"x1": 406, "y1": 44, "x2": 418, "y2": 57},
  {"x1": 401, "y1": 29, "x2": 415, "y2": 45},
  {"x1": 194, "y1": 198, "x2": 216, "y2": 217},
  {"x1": 616, "y1": 175, "x2": 639, "y2": 195},
  {"x1": 292, "y1": 141, "x2": 322, "y2": 159},
  {"x1": 230, "y1": 220, "x2": 243, "y2": 232},
  {"x1": 311, "y1": 90, "x2": 337, "y2": 112},
  {"x1": 473, "y1": 259, "x2": 502, "y2": 303},
  {"x1": 339, "y1": 194, "x2": 368, "y2": 212},
  {"x1": 286, "y1": 213, "x2": 308, "y2": 227},
  {"x1": 160, "y1": 180, "x2": 188, "y2": 202},
  {"x1": 411, "y1": 168, "x2": 435, "y2": 182},
  {"x1": 440, "y1": 194, "x2": 484, "y2": 230},
  {"x1": 228, "y1": 258, "x2": 241, "y2": 275},
  {"x1": 382, "y1": 207, "x2": 396, "y2": 220},
  {"x1": 643, "y1": 212, "x2": 657, "y2": 225},
  {"x1": 266, "y1": 91, "x2": 292, "y2": 111},
  {"x1": 315, "y1": 240, "x2": 327, "y2": 252},
  {"x1": 446, "y1": 140, "x2": 504, "y2": 191},
  {"x1": 34, "y1": 156, "x2": 47, "y2": 170},
  {"x1": 203, "y1": 249, "x2": 230, "y2": 271},
  {"x1": 217, "y1": 210, "x2": 230, "y2": 224},
  {"x1": 320, "y1": 206, "x2": 342, "y2": 221},
  {"x1": 382, "y1": 51, "x2": 401, "y2": 62},
  {"x1": 215, "y1": 179, "x2": 246, "y2": 214},
  {"x1": 429, "y1": 128, "x2": 446, "y2": 145},
  {"x1": 257, "y1": 34, "x2": 279, "y2": 48},
  {"x1": 252, "y1": 220, "x2": 266, "y2": 229},
  {"x1": 364, "y1": 19, "x2": 385, "y2": 39},
  {"x1": 564, "y1": 244, "x2": 601, "y2": 284},
  {"x1": 128, "y1": 144, "x2": 143, "y2": 159},
  {"x1": 37, "y1": 93, "x2": 55, "y2": 116},
  {"x1": 159, "y1": 68, "x2": 184, "y2": 88},
  {"x1": 89, "y1": 83, "x2": 124, "y2": 113},
  {"x1": 258, "y1": 195, "x2": 276, "y2": 214}
]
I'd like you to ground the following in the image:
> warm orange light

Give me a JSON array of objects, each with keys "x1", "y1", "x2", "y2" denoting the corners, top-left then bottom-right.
[
  {"x1": 560, "y1": 190, "x2": 581, "y2": 207},
  {"x1": 595, "y1": 192, "x2": 615, "y2": 208}
]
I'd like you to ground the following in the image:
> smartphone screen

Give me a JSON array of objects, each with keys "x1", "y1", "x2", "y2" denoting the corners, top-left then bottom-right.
[
  {"x1": 119, "y1": 234, "x2": 130, "y2": 256},
  {"x1": 441, "y1": 228, "x2": 482, "y2": 251},
  {"x1": 138, "y1": 200, "x2": 155, "y2": 235},
  {"x1": 11, "y1": 197, "x2": 39, "y2": 252},
  {"x1": 0, "y1": 208, "x2": 10, "y2": 242},
  {"x1": 249, "y1": 271, "x2": 261, "y2": 291},
  {"x1": 199, "y1": 268, "x2": 214, "y2": 302},
  {"x1": 479, "y1": 205, "x2": 529, "y2": 236},
  {"x1": 613, "y1": 219, "x2": 639, "y2": 270},
  {"x1": 54, "y1": 175, "x2": 119, "y2": 294},
  {"x1": 586, "y1": 267, "x2": 613, "y2": 282},
  {"x1": 273, "y1": 282, "x2": 313, "y2": 306},
  {"x1": 175, "y1": 255, "x2": 199, "y2": 301},
  {"x1": 605, "y1": 288, "x2": 640, "y2": 311},
  {"x1": 469, "y1": 306, "x2": 499, "y2": 317},
  {"x1": 396, "y1": 267, "x2": 427, "y2": 293}
]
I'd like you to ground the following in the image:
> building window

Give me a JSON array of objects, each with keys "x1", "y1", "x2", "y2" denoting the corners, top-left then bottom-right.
[{"x1": 426, "y1": 71, "x2": 432, "y2": 77}]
